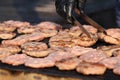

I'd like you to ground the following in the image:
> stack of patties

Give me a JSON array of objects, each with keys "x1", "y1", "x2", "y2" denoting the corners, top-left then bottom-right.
[{"x1": 49, "y1": 25, "x2": 98, "y2": 47}]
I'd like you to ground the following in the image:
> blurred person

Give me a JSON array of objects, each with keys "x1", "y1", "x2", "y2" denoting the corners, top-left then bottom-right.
[
  {"x1": 55, "y1": 0, "x2": 120, "y2": 27},
  {"x1": 116, "y1": 0, "x2": 120, "y2": 27},
  {"x1": 55, "y1": 0, "x2": 86, "y2": 24}
]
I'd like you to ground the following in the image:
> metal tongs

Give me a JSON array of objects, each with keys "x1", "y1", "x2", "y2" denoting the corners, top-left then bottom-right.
[{"x1": 72, "y1": 8, "x2": 107, "y2": 39}]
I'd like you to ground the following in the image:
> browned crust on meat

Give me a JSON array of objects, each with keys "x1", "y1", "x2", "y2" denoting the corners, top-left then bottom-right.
[
  {"x1": 97, "y1": 45, "x2": 120, "y2": 57},
  {"x1": 21, "y1": 42, "x2": 48, "y2": 57},
  {"x1": 22, "y1": 50, "x2": 49, "y2": 57},
  {"x1": 49, "y1": 26, "x2": 98, "y2": 47},
  {"x1": 17, "y1": 26, "x2": 36, "y2": 34},
  {"x1": 106, "y1": 28, "x2": 120, "y2": 39},
  {"x1": 0, "y1": 23, "x2": 17, "y2": 32},
  {"x1": 25, "y1": 57, "x2": 55, "y2": 68},
  {"x1": 76, "y1": 62, "x2": 107, "y2": 75},
  {"x1": 27, "y1": 32, "x2": 45, "y2": 41},
  {"x1": 0, "y1": 31, "x2": 16, "y2": 39},
  {"x1": 55, "y1": 57, "x2": 80, "y2": 70},
  {"x1": 0, "y1": 45, "x2": 21, "y2": 53},
  {"x1": 21, "y1": 42, "x2": 48, "y2": 51},
  {"x1": 40, "y1": 29, "x2": 58, "y2": 37},
  {"x1": 2, "y1": 34, "x2": 29, "y2": 46},
  {"x1": 71, "y1": 34, "x2": 98, "y2": 47},
  {"x1": 49, "y1": 41, "x2": 76, "y2": 48},
  {"x1": 98, "y1": 28, "x2": 120, "y2": 45}
]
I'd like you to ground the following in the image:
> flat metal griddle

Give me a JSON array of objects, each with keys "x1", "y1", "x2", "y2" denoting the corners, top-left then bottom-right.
[
  {"x1": 0, "y1": 30, "x2": 119, "y2": 80},
  {"x1": 0, "y1": 61, "x2": 120, "y2": 80}
]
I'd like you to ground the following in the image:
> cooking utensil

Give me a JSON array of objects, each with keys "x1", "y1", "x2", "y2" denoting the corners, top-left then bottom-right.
[
  {"x1": 74, "y1": 8, "x2": 107, "y2": 34},
  {"x1": 72, "y1": 14, "x2": 93, "y2": 39}
]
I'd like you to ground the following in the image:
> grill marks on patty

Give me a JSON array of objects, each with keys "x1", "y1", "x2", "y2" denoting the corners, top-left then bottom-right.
[
  {"x1": 21, "y1": 42, "x2": 49, "y2": 57},
  {"x1": 49, "y1": 25, "x2": 98, "y2": 47}
]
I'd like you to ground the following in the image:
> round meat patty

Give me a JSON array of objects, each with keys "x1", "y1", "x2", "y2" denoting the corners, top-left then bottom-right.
[
  {"x1": 49, "y1": 41, "x2": 76, "y2": 48},
  {"x1": 17, "y1": 26, "x2": 37, "y2": 34},
  {"x1": 70, "y1": 46, "x2": 96, "y2": 57},
  {"x1": 21, "y1": 42, "x2": 48, "y2": 51},
  {"x1": 22, "y1": 50, "x2": 50, "y2": 57},
  {"x1": 69, "y1": 26, "x2": 82, "y2": 37},
  {"x1": 27, "y1": 31, "x2": 46, "y2": 41},
  {"x1": 49, "y1": 29, "x2": 72, "y2": 42},
  {"x1": 1, "y1": 54, "x2": 29, "y2": 66},
  {"x1": 2, "y1": 34, "x2": 29, "y2": 46},
  {"x1": 76, "y1": 62, "x2": 107, "y2": 75},
  {"x1": 3, "y1": 20, "x2": 30, "y2": 28},
  {"x1": 107, "y1": 28, "x2": 120, "y2": 39},
  {"x1": 98, "y1": 28, "x2": 120, "y2": 45},
  {"x1": 36, "y1": 21, "x2": 62, "y2": 30},
  {"x1": 40, "y1": 29, "x2": 58, "y2": 37},
  {"x1": 0, "y1": 31, "x2": 16, "y2": 39},
  {"x1": 25, "y1": 57, "x2": 55, "y2": 68},
  {"x1": 71, "y1": 25, "x2": 98, "y2": 47},
  {"x1": 55, "y1": 57, "x2": 80, "y2": 70},
  {"x1": 21, "y1": 42, "x2": 48, "y2": 57},
  {"x1": 0, "y1": 45, "x2": 21, "y2": 53},
  {"x1": 49, "y1": 29, "x2": 74, "y2": 48},
  {"x1": 49, "y1": 25, "x2": 98, "y2": 47},
  {"x1": 97, "y1": 45, "x2": 120, "y2": 57},
  {"x1": 71, "y1": 33, "x2": 98, "y2": 47},
  {"x1": 0, "y1": 23, "x2": 16, "y2": 32},
  {"x1": 99, "y1": 57, "x2": 120, "y2": 69},
  {"x1": 79, "y1": 50, "x2": 107, "y2": 63}
]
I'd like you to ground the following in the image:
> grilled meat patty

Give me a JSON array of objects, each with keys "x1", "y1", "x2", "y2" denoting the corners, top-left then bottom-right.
[
  {"x1": 98, "y1": 28, "x2": 120, "y2": 45},
  {"x1": 76, "y1": 62, "x2": 107, "y2": 75}
]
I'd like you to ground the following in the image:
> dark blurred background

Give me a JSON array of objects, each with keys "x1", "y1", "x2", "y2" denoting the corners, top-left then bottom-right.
[{"x1": 0, "y1": 0, "x2": 117, "y2": 28}]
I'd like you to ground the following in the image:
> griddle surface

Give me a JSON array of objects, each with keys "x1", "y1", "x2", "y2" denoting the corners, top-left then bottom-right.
[{"x1": 0, "y1": 62, "x2": 120, "y2": 80}]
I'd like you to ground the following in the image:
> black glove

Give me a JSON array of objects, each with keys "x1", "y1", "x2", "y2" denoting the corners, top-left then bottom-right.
[{"x1": 55, "y1": 0, "x2": 86, "y2": 24}]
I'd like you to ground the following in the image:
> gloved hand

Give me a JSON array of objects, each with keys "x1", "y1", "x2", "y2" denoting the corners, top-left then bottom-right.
[{"x1": 55, "y1": 0, "x2": 86, "y2": 24}]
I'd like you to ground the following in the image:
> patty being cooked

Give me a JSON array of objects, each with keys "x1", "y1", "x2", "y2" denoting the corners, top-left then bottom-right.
[
  {"x1": 76, "y1": 62, "x2": 107, "y2": 75},
  {"x1": 55, "y1": 57, "x2": 80, "y2": 70},
  {"x1": 49, "y1": 25, "x2": 98, "y2": 47},
  {"x1": 98, "y1": 28, "x2": 120, "y2": 45}
]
